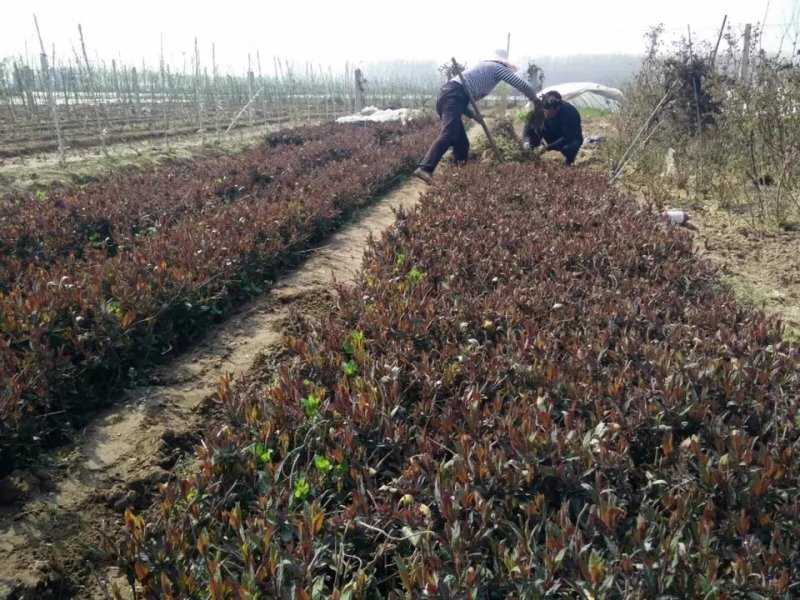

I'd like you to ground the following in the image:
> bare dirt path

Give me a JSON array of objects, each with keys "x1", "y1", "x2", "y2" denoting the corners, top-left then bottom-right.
[
  {"x1": 0, "y1": 173, "x2": 427, "y2": 599},
  {"x1": 692, "y1": 207, "x2": 800, "y2": 339}
]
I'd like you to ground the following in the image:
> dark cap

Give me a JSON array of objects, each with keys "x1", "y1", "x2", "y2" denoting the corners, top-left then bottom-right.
[{"x1": 542, "y1": 90, "x2": 562, "y2": 108}]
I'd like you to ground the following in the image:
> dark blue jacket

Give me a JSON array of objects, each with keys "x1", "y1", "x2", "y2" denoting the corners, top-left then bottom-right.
[{"x1": 523, "y1": 101, "x2": 583, "y2": 150}]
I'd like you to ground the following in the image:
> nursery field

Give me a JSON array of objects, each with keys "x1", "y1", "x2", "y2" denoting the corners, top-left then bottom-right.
[
  {"x1": 114, "y1": 163, "x2": 798, "y2": 598},
  {"x1": 3, "y1": 5, "x2": 799, "y2": 597},
  {"x1": 0, "y1": 113, "x2": 798, "y2": 599},
  {"x1": 0, "y1": 117, "x2": 436, "y2": 474},
  {"x1": 0, "y1": 56, "x2": 438, "y2": 160}
]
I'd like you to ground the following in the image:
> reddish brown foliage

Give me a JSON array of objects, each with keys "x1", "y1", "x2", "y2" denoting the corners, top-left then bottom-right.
[
  {"x1": 118, "y1": 163, "x2": 800, "y2": 597},
  {"x1": 0, "y1": 119, "x2": 435, "y2": 471}
]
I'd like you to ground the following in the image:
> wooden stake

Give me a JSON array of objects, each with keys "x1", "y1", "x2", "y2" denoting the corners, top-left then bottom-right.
[
  {"x1": 78, "y1": 24, "x2": 108, "y2": 155},
  {"x1": 610, "y1": 79, "x2": 679, "y2": 182},
  {"x1": 257, "y1": 50, "x2": 268, "y2": 129},
  {"x1": 610, "y1": 120, "x2": 665, "y2": 183},
  {"x1": 160, "y1": 34, "x2": 169, "y2": 150},
  {"x1": 212, "y1": 43, "x2": 220, "y2": 142},
  {"x1": 451, "y1": 57, "x2": 503, "y2": 162},
  {"x1": 226, "y1": 88, "x2": 262, "y2": 134},
  {"x1": 273, "y1": 55, "x2": 282, "y2": 122},
  {"x1": 354, "y1": 68, "x2": 365, "y2": 112},
  {"x1": 741, "y1": 24, "x2": 752, "y2": 83},
  {"x1": 687, "y1": 25, "x2": 704, "y2": 138},
  {"x1": 53, "y1": 44, "x2": 70, "y2": 119},
  {"x1": 131, "y1": 64, "x2": 141, "y2": 115},
  {"x1": 6, "y1": 89, "x2": 20, "y2": 140},
  {"x1": 329, "y1": 66, "x2": 336, "y2": 119},
  {"x1": 247, "y1": 54, "x2": 254, "y2": 129},
  {"x1": 710, "y1": 14, "x2": 728, "y2": 70},
  {"x1": 33, "y1": 14, "x2": 65, "y2": 164},
  {"x1": 195, "y1": 37, "x2": 204, "y2": 145},
  {"x1": 320, "y1": 63, "x2": 330, "y2": 121}
]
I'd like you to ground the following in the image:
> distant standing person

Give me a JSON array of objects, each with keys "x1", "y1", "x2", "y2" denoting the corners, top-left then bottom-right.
[
  {"x1": 413, "y1": 50, "x2": 544, "y2": 184},
  {"x1": 523, "y1": 91, "x2": 583, "y2": 165}
]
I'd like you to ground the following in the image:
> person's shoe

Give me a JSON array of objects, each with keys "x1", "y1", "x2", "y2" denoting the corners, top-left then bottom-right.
[{"x1": 412, "y1": 168, "x2": 433, "y2": 185}]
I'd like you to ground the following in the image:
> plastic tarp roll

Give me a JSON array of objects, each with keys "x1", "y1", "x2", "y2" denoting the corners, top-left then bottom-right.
[
  {"x1": 526, "y1": 82, "x2": 624, "y2": 111},
  {"x1": 335, "y1": 107, "x2": 422, "y2": 124}
]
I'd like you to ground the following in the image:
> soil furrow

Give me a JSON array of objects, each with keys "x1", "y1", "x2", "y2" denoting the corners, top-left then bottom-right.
[{"x1": 0, "y1": 175, "x2": 427, "y2": 599}]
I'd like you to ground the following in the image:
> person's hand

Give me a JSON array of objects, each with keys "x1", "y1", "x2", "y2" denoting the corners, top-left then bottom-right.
[
  {"x1": 533, "y1": 145, "x2": 547, "y2": 157},
  {"x1": 523, "y1": 141, "x2": 531, "y2": 151}
]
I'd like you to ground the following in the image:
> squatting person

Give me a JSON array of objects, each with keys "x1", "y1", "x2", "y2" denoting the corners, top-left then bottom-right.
[
  {"x1": 523, "y1": 90, "x2": 583, "y2": 166},
  {"x1": 413, "y1": 50, "x2": 543, "y2": 184}
]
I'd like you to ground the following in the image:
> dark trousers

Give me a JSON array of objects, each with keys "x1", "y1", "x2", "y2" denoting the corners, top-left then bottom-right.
[
  {"x1": 560, "y1": 140, "x2": 582, "y2": 165},
  {"x1": 527, "y1": 130, "x2": 583, "y2": 165},
  {"x1": 419, "y1": 81, "x2": 470, "y2": 173}
]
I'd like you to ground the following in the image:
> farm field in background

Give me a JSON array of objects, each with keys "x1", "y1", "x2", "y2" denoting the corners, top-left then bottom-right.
[{"x1": 0, "y1": 43, "x2": 444, "y2": 162}]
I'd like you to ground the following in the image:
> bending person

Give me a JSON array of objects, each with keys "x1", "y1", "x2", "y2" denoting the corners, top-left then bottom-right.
[
  {"x1": 523, "y1": 91, "x2": 583, "y2": 166},
  {"x1": 413, "y1": 50, "x2": 543, "y2": 184}
]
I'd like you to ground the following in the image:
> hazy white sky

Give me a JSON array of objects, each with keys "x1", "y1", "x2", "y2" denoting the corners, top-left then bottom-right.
[{"x1": 1, "y1": 0, "x2": 797, "y2": 72}]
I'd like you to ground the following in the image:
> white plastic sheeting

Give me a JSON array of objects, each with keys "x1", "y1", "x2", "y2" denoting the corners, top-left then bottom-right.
[
  {"x1": 335, "y1": 106, "x2": 422, "y2": 124},
  {"x1": 526, "y1": 82, "x2": 624, "y2": 111}
]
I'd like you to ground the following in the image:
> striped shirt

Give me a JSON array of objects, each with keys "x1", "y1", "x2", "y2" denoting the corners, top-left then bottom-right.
[{"x1": 451, "y1": 61, "x2": 539, "y2": 102}]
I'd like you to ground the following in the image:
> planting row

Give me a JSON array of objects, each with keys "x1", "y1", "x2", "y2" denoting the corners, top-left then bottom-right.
[
  {"x1": 0, "y1": 118, "x2": 437, "y2": 472},
  {"x1": 0, "y1": 121, "x2": 413, "y2": 287},
  {"x1": 118, "y1": 163, "x2": 800, "y2": 598}
]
